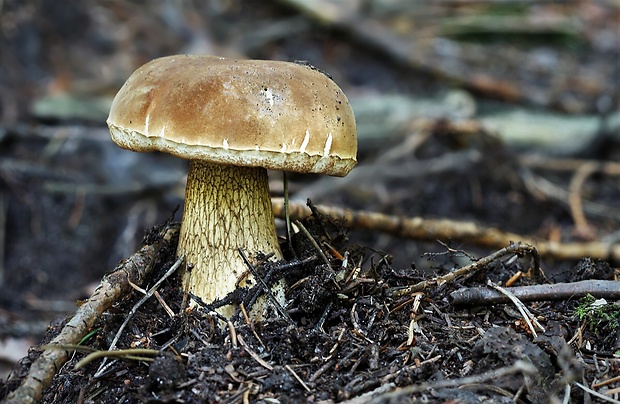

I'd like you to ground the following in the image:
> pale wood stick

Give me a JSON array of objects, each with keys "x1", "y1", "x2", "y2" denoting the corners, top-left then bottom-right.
[
  {"x1": 450, "y1": 280, "x2": 620, "y2": 306},
  {"x1": 272, "y1": 198, "x2": 620, "y2": 262}
]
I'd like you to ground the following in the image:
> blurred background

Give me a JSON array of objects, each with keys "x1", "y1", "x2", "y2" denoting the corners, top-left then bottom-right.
[{"x1": 0, "y1": 0, "x2": 618, "y2": 378}]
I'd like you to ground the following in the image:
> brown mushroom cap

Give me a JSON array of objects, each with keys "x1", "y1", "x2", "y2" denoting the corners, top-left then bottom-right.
[{"x1": 107, "y1": 55, "x2": 357, "y2": 176}]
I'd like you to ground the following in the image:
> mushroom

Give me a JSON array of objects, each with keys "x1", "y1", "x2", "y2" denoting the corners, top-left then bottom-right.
[{"x1": 107, "y1": 55, "x2": 357, "y2": 317}]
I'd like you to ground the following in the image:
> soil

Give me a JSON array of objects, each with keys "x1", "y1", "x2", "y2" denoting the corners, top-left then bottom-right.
[
  {"x1": 1, "y1": 0, "x2": 619, "y2": 402},
  {"x1": 3, "y1": 201, "x2": 620, "y2": 403}
]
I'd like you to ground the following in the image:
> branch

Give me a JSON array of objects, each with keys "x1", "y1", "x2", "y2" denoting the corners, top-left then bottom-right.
[
  {"x1": 272, "y1": 199, "x2": 620, "y2": 262},
  {"x1": 450, "y1": 280, "x2": 620, "y2": 306},
  {"x1": 389, "y1": 242, "x2": 539, "y2": 298}
]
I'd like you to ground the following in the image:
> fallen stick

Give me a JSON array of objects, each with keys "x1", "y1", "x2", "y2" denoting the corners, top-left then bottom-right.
[
  {"x1": 486, "y1": 280, "x2": 545, "y2": 337},
  {"x1": 450, "y1": 280, "x2": 620, "y2": 306},
  {"x1": 389, "y1": 242, "x2": 539, "y2": 298},
  {"x1": 4, "y1": 225, "x2": 178, "y2": 404},
  {"x1": 272, "y1": 199, "x2": 620, "y2": 262}
]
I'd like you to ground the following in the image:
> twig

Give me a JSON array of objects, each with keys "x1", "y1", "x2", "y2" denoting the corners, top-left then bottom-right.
[
  {"x1": 350, "y1": 303, "x2": 364, "y2": 337},
  {"x1": 187, "y1": 293, "x2": 230, "y2": 324},
  {"x1": 407, "y1": 318, "x2": 416, "y2": 347},
  {"x1": 239, "y1": 303, "x2": 265, "y2": 348},
  {"x1": 390, "y1": 242, "x2": 539, "y2": 298},
  {"x1": 450, "y1": 279, "x2": 620, "y2": 306},
  {"x1": 405, "y1": 294, "x2": 424, "y2": 347},
  {"x1": 236, "y1": 334, "x2": 273, "y2": 371},
  {"x1": 574, "y1": 381, "x2": 620, "y2": 403},
  {"x1": 604, "y1": 386, "x2": 620, "y2": 397},
  {"x1": 309, "y1": 359, "x2": 335, "y2": 383},
  {"x1": 237, "y1": 248, "x2": 295, "y2": 326},
  {"x1": 94, "y1": 255, "x2": 184, "y2": 378},
  {"x1": 5, "y1": 224, "x2": 179, "y2": 404},
  {"x1": 39, "y1": 344, "x2": 97, "y2": 354},
  {"x1": 568, "y1": 162, "x2": 598, "y2": 237},
  {"x1": 593, "y1": 374, "x2": 620, "y2": 389},
  {"x1": 487, "y1": 280, "x2": 545, "y2": 337},
  {"x1": 285, "y1": 364, "x2": 311, "y2": 392},
  {"x1": 294, "y1": 220, "x2": 331, "y2": 267},
  {"x1": 367, "y1": 361, "x2": 537, "y2": 402},
  {"x1": 283, "y1": 171, "x2": 295, "y2": 258},
  {"x1": 338, "y1": 383, "x2": 397, "y2": 404},
  {"x1": 75, "y1": 348, "x2": 159, "y2": 369},
  {"x1": 272, "y1": 199, "x2": 620, "y2": 262},
  {"x1": 153, "y1": 290, "x2": 175, "y2": 318},
  {"x1": 313, "y1": 301, "x2": 333, "y2": 333},
  {"x1": 227, "y1": 319, "x2": 238, "y2": 349}
]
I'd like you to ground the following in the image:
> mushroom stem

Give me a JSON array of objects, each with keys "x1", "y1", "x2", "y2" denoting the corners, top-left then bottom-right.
[{"x1": 178, "y1": 160, "x2": 283, "y2": 313}]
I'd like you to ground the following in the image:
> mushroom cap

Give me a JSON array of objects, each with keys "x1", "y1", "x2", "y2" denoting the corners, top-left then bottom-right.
[{"x1": 107, "y1": 55, "x2": 357, "y2": 176}]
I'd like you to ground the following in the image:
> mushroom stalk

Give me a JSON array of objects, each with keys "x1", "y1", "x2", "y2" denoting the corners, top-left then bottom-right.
[{"x1": 178, "y1": 160, "x2": 283, "y2": 310}]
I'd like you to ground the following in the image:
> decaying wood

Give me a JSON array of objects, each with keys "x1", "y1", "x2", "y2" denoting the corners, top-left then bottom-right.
[
  {"x1": 5, "y1": 225, "x2": 179, "y2": 404},
  {"x1": 273, "y1": 198, "x2": 620, "y2": 262},
  {"x1": 450, "y1": 279, "x2": 620, "y2": 306}
]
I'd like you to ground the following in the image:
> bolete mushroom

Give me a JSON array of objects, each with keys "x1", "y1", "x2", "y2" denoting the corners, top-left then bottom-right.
[{"x1": 107, "y1": 55, "x2": 357, "y2": 317}]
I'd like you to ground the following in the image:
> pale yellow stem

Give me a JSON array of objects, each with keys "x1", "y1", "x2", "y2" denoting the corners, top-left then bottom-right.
[{"x1": 178, "y1": 160, "x2": 283, "y2": 312}]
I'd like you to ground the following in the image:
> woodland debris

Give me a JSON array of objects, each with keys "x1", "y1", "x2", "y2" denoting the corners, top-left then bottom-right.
[
  {"x1": 389, "y1": 242, "x2": 539, "y2": 298},
  {"x1": 450, "y1": 280, "x2": 620, "y2": 306},
  {"x1": 4, "y1": 224, "x2": 178, "y2": 404},
  {"x1": 273, "y1": 199, "x2": 620, "y2": 262},
  {"x1": 487, "y1": 280, "x2": 545, "y2": 337},
  {"x1": 366, "y1": 360, "x2": 537, "y2": 402},
  {"x1": 93, "y1": 255, "x2": 184, "y2": 378}
]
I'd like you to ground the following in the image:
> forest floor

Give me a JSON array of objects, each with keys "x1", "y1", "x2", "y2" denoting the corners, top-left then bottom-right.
[{"x1": 1, "y1": 0, "x2": 619, "y2": 402}]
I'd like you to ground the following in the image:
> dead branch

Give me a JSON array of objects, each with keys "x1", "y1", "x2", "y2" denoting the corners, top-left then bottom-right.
[
  {"x1": 272, "y1": 199, "x2": 620, "y2": 262},
  {"x1": 450, "y1": 280, "x2": 620, "y2": 306},
  {"x1": 389, "y1": 242, "x2": 539, "y2": 298},
  {"x1": 5, "y1": 225, "x2": 179, "y2": 404}
]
